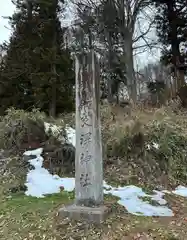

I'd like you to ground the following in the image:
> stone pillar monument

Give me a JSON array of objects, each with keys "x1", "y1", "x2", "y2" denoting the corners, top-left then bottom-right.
[{"x1": 58, "y1": 50, "x2": 108, "y2": 223}]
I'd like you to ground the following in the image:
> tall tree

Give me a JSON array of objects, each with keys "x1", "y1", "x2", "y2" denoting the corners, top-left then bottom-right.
[
  {"x1": 0, "y1": 0, "x2": 75, "y2": 116},
  {"x1": 154, "y1": 0, "x2": 187, "y2": 94},
  {"x1": 72, "y1": 0, "x2": 152, "y2": 102}
]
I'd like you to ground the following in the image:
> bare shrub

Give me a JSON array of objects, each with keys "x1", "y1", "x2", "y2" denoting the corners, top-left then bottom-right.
[{"x1": 0, "y1": 108, "x2": 47, "y2": 151}]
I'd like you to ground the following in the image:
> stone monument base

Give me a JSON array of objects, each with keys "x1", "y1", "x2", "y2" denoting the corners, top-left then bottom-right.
[{"x1": 58, "y1": 204, "x2": 109, "y2": 223}]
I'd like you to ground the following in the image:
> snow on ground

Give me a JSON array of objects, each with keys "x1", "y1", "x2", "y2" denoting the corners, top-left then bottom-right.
[
  {"x1": 172, "y1": 186, "x2": 187, "y2": 197},
  {"x1": 104, "y1": 184, "x2": 173, "y2": 216},
  {"x1": 24, "y1": 148, "x2": 75, "y2": 197},
  {"x1": 22, "y1": 125, "x2": 187, "y2": 217},
  {"x1": 65, "y1": 126, "x2": 76, "y2": 147},
  {"x1": 24, "y1": 148, "x2": 173, "y2": 216},
  {"x1": 44, "y1": 122, "x2": 75, "y2": 147}
]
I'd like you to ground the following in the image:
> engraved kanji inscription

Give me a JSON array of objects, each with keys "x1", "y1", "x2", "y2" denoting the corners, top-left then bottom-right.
[
  {"x1": 80, "y1": 173, "x2": 91, "y2": 187},
  {"x1": 80, "y1": 152, "x2": 92, "y2": 164},
  {"x1": 80, "y1": 132, "x2": 92, "y2": 146},
  {"x1": 80, "y1": 105, "x2": 92, "y2": 127}
]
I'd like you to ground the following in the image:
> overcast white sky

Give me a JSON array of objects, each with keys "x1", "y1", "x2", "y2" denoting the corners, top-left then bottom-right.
[
  {"x1": 0, "y1": 0, "x2": 15, "y2": 44},
  {"x1": 0, "y1": 0, "x2": 160, "y2": 68}
]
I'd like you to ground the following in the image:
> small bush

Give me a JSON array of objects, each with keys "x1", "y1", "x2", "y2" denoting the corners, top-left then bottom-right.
[{"x1": 0, "y1": 107, "x2": 48, "y2": 151}]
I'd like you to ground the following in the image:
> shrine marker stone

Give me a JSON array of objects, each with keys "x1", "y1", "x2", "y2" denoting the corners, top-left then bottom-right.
[{"x1": 58, "y1": 50, "x2": 108, "y2": 223}]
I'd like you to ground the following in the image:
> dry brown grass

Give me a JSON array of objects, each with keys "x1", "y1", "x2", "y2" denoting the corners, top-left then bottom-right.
[
  {"x1": 100, "y1": 103, "x2": 187, "y2": 190},
  {"x1": 1, "y1": 105, "x2": 187, "y2": 239},
  {"x1": 100, "y1": 102, "x2": 187, "y2": 141},
  {"x1": 101, "y1": 103, "x2": 174, "y2": 126}
]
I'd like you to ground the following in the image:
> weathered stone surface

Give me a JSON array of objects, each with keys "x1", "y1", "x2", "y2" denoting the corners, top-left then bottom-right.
[
  {"x1": 58, "y1": 50, "x2": 108, "y2": 223},
  {"x1": 58, "y1": 204, "x2": 109, "y2": 223},
  {"x1": 74, "y1": 50, "x2": 103, "y2": 207}
]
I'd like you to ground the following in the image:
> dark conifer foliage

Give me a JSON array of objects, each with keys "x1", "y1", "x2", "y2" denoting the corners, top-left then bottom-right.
[
  {"x1": 0, "y1": 0, "x2": 75, "y2": 116},
  {"x1": 154, "y1": 0, "x2": 187, "y2": 79}
]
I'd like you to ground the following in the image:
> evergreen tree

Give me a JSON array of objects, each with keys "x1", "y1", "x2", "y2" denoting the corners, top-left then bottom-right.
[
  {"x1": 154, "y1": 0, "x2": 187, "y2": 92},
  {"x1": 0, "y1": 0, "x2": 75, "y2": 116}
]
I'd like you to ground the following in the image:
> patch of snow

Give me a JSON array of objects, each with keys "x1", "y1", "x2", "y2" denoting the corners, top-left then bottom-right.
[
  {"x1": 65, "y1": 126, "x2": 76, "y2": 147},
  {"x1": 153, "y1": 142, "x2": 159, "y2": 149},
  {"x1": 44, "y1": 122, "x2": 75, "y2": 146},
  {"x1": 22, "y1": 126, "x2": 187, "y2": 217},
  {"x1": 44, "y1": 122, "x2": 66, "y2": 143},
  {"x1": 44, "y1": 122, "x2": 59, "y2": 135},
  {"x1": 172, "y1": 186, "x2": 187, "y2": 197},
  {"x1": 162, "y1": 190, "x2": 171, "y2": 194},
  {"x1": 152, "y1": 190, "x2": 167, "y2": 205},
  {"x1": 24, "y1": 149, "x2": 75, "y2": 197},
  {"x1": 146, "y1": 142, "x2": 159, "y2": 150},
  {"x1": 24, "y1": 147, "x2": 173, "y2": 217},
  {"x1": 147, "y1": 144, "x2": 151, "y2": 150},
  {"x1": 28, "y1": 155, "x2": 44, "y2": 168},
  {"x1": 104, "y1": 185, "x2": 173, "y2": 217},
  {"x1": 24, "y1": 148, "x2": 43, "y2": 157}
]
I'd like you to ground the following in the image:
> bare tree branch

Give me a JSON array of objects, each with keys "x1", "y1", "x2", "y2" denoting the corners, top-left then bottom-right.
[{"x1": 133, "y1": 18, "x2": 155, "y2": 43}]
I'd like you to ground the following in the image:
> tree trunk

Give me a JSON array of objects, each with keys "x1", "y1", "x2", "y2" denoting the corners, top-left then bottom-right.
[
  {"x1": 49, "y1": 65, "x2": 57, "y2": 118},
  {"x1": 107, "y1": 76, "x2": 113, "y2": 103},
  {"x1": 107, "y1": 31, "x2": 114, "y2": 103},
  {"x1": 167, "y1": 0, "x2": 183, "y2": 94},
  {"x1": 27, "y1": 1, "x2": 33, "y2": 21},
  {"x1": 123, "y1": 34, "x2": 137, "y2": 102},
  {"x1": 49, "y1": 1, "x2": 57, "y2": 118},
  {"x1": 176, "y1": 56, "x2": 185, "y2": 89}
]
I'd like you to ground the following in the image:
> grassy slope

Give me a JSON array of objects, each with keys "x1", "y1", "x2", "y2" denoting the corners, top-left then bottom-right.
[{"x1": 1, "y1": 107, "x2": 187, "y2": 239}]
